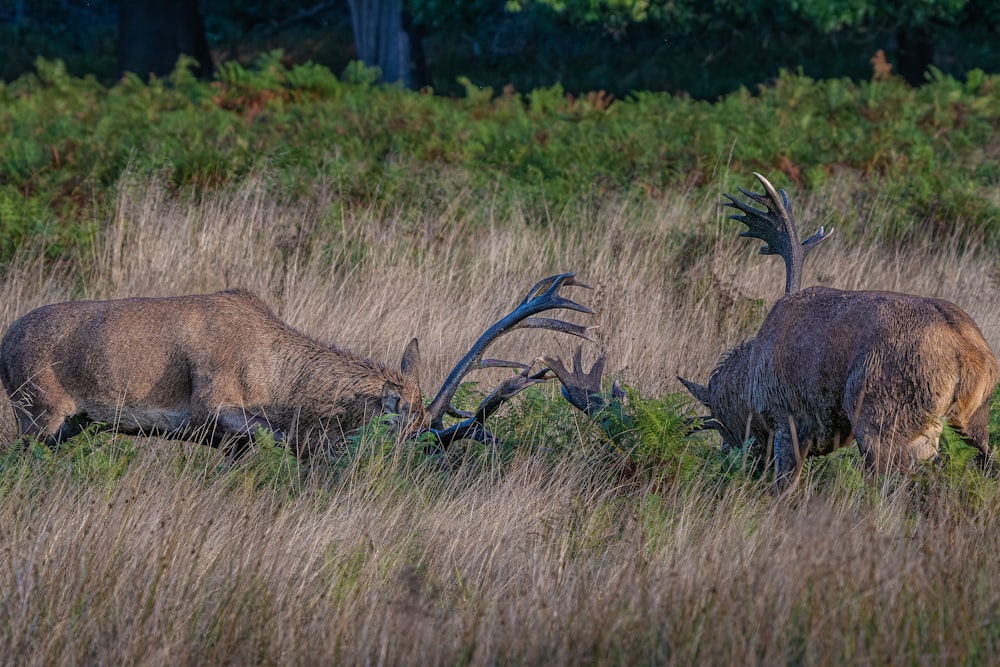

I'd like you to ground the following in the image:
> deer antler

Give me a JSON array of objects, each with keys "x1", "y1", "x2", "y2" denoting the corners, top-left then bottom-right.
[
  {"x1": 428, "y1": 364, "x2": 552, "y2": 446},
  {"x1": 724, "y1": 172, "x2": 833, "y2": 293},
  {"x1": 542, "y1": 347, "x2": 622, "y2": 416},
  {"x1": 543, "y1": 346, "x2": 637, "y2": 450},
  {"x1": 424, "y1": 273, "x2": 595, "y2": 433}
]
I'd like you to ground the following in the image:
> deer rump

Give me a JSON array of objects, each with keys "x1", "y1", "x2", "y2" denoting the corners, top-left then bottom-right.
[{"x1": 689, "y1": 285, "x2": 998, "y2": 477}]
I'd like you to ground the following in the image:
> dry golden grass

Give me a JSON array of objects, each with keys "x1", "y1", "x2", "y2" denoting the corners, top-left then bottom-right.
[{"x1": 0, "y1": 175, "x2": 999, "y2": 664}]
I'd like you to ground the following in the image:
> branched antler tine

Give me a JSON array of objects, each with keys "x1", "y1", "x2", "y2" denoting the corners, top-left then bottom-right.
[
  {"x1": 473, "y1": 366, "x2": 551, "y2": 421},
  {"x1": 519, "y1": 282, "x2": 594, "y2": 316},
  {"x1": 446, "y1": 405, "x2": 474, "y2": 419},
  {"x1": 430, "y1": 421, "x2": 495, "y2": 448},
  {"x1": 424, "y1": 273, "x2": 592, "y2": 428},
  {"x1": 542, "y1": 347, "x2": 610, "y2": 416},
  {"x1": 480, "y1": 359, "x2": 530, "y2": 370},
  {"x1": 519, "y1": 317, "x2": 596, "y2": 341},
  {"x1": 429, "y1": 366, "x2": 551, "y2": 448},
  {"x1": 440, "y1": 359, "x2": 529, "y2": 419},
  {"x1": 724, "y1": 172, "x2": 815, "y2": 293},
  {"x1": 611, "y1": 381, "x2": 624, "y2": 401},
  {"x1": 753, "y1": 171, "x2": 794, "y2": 221},
  {"x1": 801, "y1": 225, "x2": 834, "y2": 254},
  {"x1": 543, "y1": 350, "x2": 570, "y2": 376},
  {"x1": 586, "y1": 347, "x2": 608, "y2": 383},
  {"x1": 535, "y1": 297, "x2": 593, "y2": 315},
  {"x1": 732, "y1": 185, "x2": 773, "y2": 209},
  {"x1": 520, "y1": 274, "x2": 592, "y2": 305},
  {"x1": 521, "y1": 274, "x2": 562, "y2": 302},
  {"x1": 724, "y1": 181, "x2": 798, "y2": 251},
  {"x1": 542, "y1": 347, "x2": 605, "y2": 392}
]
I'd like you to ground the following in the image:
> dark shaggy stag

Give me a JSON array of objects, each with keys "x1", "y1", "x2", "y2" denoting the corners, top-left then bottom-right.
[
  {"x1": 679, "y1": 173, "x2": 998, "y2": 492},
  {"x1": 1, "y1": 274, "x2": 593, "y2": 455}
]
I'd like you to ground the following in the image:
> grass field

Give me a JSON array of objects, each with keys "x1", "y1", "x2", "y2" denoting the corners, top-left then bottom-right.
[{"x1": 0, "y1": 173, "x2": 999, "y2": 664}]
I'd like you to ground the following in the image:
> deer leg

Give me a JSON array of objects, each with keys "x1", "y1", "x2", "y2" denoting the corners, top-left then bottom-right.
[
  {"x1": 211, "y1": 409, "x2": 286, "y2": 459},
  {"x1": 213, "y1": 410, "x2": 285, "y2": 443},
  {"x1": 953, "y1": 398, "x2": 993, "y2": 467},
  {"x1": 853, "y1": 417, "x2": 935, "y2": 474},
  {"x1": 847, "y1": 371, "x2": 943, "y2": 473},
  {"x1": 771, "y1": 422, "x2": 800, "y2": 495},
  {"x1": 180, "y1": 407, "x2": 285, "y2": 459},
  {"x1": 189, "y1": 376, "x2": 286, "y2": 452},
  {"x1": 852, "y1": 430, "x2": 878, "y2": 472}
]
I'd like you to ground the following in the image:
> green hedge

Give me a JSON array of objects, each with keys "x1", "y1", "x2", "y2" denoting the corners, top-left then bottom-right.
[{"x1": 1, "y1": 53, "x2": 999, "y2": 260}]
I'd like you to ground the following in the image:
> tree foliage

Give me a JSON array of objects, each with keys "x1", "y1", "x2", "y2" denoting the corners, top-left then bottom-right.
[
  {"x1": 3, "y1": 0, "x2": 999, "y2": 96},
  {"x1": 507, "y1": 0, "x2": 979, "y2": 31}
]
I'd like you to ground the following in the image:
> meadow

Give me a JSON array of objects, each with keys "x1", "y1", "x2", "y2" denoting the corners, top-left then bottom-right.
[{"x1": 0, "y1": 168, "x2": 999, "y2": 665}]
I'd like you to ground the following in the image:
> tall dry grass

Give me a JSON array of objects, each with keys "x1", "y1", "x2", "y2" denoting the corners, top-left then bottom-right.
[{"x1": 0, "y1": 174, "x2": 999, "y2": 665}]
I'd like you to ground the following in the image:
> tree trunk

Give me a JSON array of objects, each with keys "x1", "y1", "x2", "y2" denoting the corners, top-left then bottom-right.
[
  {"x1": 402, "y1": 6, "x2": 429, "y2": 89},
  {"x1": 347, "y1": 0, "x2": 414, "y2": 88},
  {"x1": 896, "y1": 23, "x2": 934, "y2": 85},
  {"x1": 119, "y1": 0, "x2": 213, "y2": 80}
]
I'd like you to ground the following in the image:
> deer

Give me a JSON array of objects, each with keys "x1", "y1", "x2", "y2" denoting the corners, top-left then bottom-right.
[
  {"x1": 0, "y1": 273, "x2": 594, "y2": 457},
  {"x1": 678, "y1": 173, "x2": 999, "y2": 493}
]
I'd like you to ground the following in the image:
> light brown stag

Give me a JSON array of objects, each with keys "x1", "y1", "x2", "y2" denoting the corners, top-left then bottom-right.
[
  {"x1": 679, "y1": 173, "x2": 998, "y2": 493},
  {"x1": 0, "y1": 274, "x2": 592, "y2": 456}
]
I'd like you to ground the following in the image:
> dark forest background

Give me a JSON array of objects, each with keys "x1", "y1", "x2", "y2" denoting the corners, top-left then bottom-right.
[{"x1": 2, "y1": 1, "x2": 999, "y2": 99}]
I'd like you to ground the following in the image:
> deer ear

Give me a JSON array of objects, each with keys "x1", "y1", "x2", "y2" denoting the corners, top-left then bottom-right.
[
  {"x1": 400, "y1": 337, "x2": 421, "y2": 382},
  {"x1": 678, "y1": 376, "x2": 712, "y2": 407}
]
